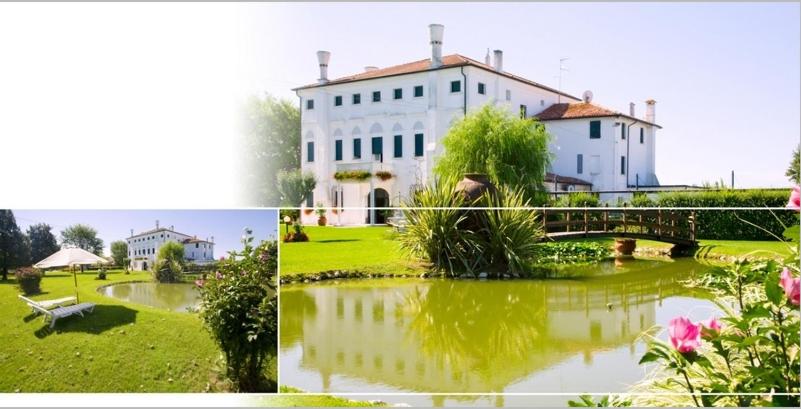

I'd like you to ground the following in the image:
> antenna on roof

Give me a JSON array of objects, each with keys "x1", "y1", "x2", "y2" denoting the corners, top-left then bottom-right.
[
  {"x1": 557, "y1": 57, "x2": 569, "y2": 104},
  {"x1": 485, "y1": 48, "x2": 491, "y2": 65}
]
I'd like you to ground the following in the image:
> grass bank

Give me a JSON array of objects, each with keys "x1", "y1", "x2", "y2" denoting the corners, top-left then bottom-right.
[
  {"x1": 279, "y1": 226, "x2": 425, "y2": 276},
  {"x1": 0, "y1": 269, "x2": 275, "y2": 392},
  {"x1": 570, "y1": 237, "x2": 794, "y2": 259},
  {"x1": 260, "y1": 386, "x2": 385, "y2": 407}
]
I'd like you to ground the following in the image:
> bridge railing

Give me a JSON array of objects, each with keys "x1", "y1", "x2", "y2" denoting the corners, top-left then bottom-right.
[{"x1": 541, "y1": 208, "x2": 696, "y2": 242}]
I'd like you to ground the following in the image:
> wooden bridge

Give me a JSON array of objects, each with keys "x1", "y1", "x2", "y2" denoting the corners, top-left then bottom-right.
[{"x1": 541, "y1": 208, "x2": 698, "y2": 247}]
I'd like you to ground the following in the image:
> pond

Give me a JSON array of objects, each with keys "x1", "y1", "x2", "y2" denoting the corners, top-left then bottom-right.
[
  {"x1": 279, "y1": 257, "x2": 720, "y2": 407},
  {"x1": 99, "y1": 282, "x2": 201, "y2": 312}
]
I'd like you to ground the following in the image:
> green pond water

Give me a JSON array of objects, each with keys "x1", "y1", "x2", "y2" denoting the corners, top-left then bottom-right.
[
  {"x1": 279, "y1": 257, "x2": 720, "y2": 407},
  {"x1": 100, "y1": 282, "x2": 201, "y2": 312}
]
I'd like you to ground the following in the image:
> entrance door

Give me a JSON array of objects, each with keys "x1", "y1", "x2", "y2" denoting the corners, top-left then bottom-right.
[{"x1": 366, "y1": 188, "x2": 390, "y2": 224}]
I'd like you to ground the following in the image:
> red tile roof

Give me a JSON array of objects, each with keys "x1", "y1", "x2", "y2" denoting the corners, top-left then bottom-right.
[
  {"x1": 545, "y1": 172, "x2": 593, "y2": 186},
  {"x1": 535, "y1": 102, "x2": 661, "y2": 128},
  {"x1": 293, "y1": 54, "x2": 580, "y2": 101}
]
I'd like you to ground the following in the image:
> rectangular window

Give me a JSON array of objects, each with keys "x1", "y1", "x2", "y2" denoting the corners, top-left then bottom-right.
[
  {"x1": 353, "y1": 138, "x2": 361, "y2": 159},
  {"x1": 372, "y1": 91, "x2": 381, "y2": 102},
  {"x1": 478, "y1": 82, "x2": 485, "y2": 95},
  {"x1": 621, "y1": 156, "x2": 626, "y2": 175},
  {"x1": 414, "y1": 133, "x2": 424, "y2": 157},
  {"x1": 520, "y1": 104, "x2": 527, "y2": 118},
  {"x1": 640, "y1": 128, "x2": 644, "y2": 144},
  {"x1": 335, "y1": 140, "x2": 342, "y2": 161},
  {"x1": 590, "y1": 121, "x2": 601, "y2": 139},
  {"x1": 371, "y1": 136, "x2": 383, "y2": 162},
  {"x1": 306, "y1": 141, "x2": 314, "y2": 162},
  {"x1": 334, "y1": 95, "x2": 342, "y2": 106},
  {"x1": 306, "y1": 99, "x2": 314, "y2": 110},
  {"x1": 393, "y1": 135, "x2": 402, "y2": 158},
  {"x1": 577, "y1": 154, "x2": 583, "y2": 174},
  {"x1": 393, "y1": 88, "x2": 402, "y2": 100},
  {"x1": 450, "y1": 80, "x2": 461, "y2": 93},
  {"x1": 505, "y1": 89, "x2": 511, "y2": 101},
  {"x1": 305, "y1": 192, "x2": 313, "y2": 208},
  {"x1": 414, "y1": 85, "x2": 424, "y2": 97},
  {"x1": 621, "y1": 124, "x2": 626, "y2": 140},
  {"x1": 352, "y1": 93, "x2": 361, "y2": 105}
]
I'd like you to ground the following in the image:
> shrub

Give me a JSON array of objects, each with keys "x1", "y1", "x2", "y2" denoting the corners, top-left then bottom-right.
[
  {"x1": 152, "y1": 241, "x2": 185, "y2": 283},
  {"x1": 198, "y1": 236, "x2": 277, "y2": 392},
  {"x1": 477, "y1": 186, "x2": 543, "y2": 275},
  {"x1": 283, "y1": 222, "x2": 309, "y2": 243},
  {"x1": 15, "y1": 267, "x2": 42, "y2": 295},
  {"x1": 628, "y1": 193, "x2": 655, "y2": 207},
  {"x1": 551, "y1": 192, "x2": 600, "y2": 207},
  {"x1": 277, "y1": 169, "x2": 316, "y2": 207}
]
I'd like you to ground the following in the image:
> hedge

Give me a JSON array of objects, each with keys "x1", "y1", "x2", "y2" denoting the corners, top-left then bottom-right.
[{"x1": 655, "y1": 190, "x2": 796, "y2": 240}]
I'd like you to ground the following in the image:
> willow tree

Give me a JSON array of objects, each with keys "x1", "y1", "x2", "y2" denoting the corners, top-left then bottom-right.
[{"x1": 434, "y1": 105, "x2": 551, "y2": 205}]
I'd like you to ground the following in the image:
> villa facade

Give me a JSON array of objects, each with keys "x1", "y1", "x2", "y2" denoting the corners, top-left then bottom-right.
[
  {"x1": 126, "y1": 222, "x2": 215, "y2": 271},
  {"x1": 295, "y1": 24, "x2": 661, "y2": 225}
]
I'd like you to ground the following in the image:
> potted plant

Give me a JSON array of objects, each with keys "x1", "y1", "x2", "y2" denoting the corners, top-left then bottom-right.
[
  {"x1": 303, "y1": 208, "x2": 314, "y2": 216},
  {"x1": 375, "y1": 170, "x2": 393, "y2": 181},
  {"x1": 315, "y1": 203, "x2": 327, "y2": 226}
]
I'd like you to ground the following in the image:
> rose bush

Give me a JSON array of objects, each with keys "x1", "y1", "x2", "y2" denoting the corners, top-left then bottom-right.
[{"x1": 198, "y1": 230, "x2": 277, "y2": 392}]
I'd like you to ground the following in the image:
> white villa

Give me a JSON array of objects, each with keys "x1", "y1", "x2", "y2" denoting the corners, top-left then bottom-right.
[
  {"x1": 126, "y1": 221, "x2": 215, "y2": 271},
  {"x1": 295, "y1": 24, "x2": 661, "y2": 225}
]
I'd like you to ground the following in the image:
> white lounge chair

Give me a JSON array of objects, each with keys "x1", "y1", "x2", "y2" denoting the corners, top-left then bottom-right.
[
  {"x1": 18, "y1": 295, "x2": 77, "y2": 312},
  {"x1": 29, "y1": 302, "x2": 95, "y2": 328}
]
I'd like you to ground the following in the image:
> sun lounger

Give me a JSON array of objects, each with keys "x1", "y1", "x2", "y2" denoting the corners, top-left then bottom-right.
[
  {"x1": 28, "y1": 302, "x2": 95, "y2": 328},
  {"x1": 18, "y1": 295, "x2": 77, "y2": 312}
]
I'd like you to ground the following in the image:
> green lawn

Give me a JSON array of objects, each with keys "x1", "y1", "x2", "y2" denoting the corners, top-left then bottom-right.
[
  {"x1": 280, "y1": 226, "x2": 425, "y2": 276},
  {"x1": 258, "y1": 386, "x2": 384, "y2": 407},
  {"x1": 0, "y1": 269, "x2": 275, "y2": 392},
  {"x1": 572, "y1": 237, "x2": 794, "y2": 258}
]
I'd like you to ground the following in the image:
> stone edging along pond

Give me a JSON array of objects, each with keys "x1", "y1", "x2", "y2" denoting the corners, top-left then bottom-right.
[{"x1": 279, "y1": 245, "x2": 782, "y2": 285}]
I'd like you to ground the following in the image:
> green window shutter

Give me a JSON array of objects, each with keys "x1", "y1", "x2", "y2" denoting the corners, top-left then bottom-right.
[
  {"x1": 450, "y1": 80, "x2": 461, "y2": 93},
  {"x1": 577, "y1": 154, "x2": 583, "y2": 174},
  {"x1": 305, "y1": 191, "x2": 313, "y2": 208},
  {"x1": 353, "y1": 94, "x2": 361, "y2": 104},
  {"x1": 478, "y1": 83, "x2": 485, "y2": 94},
  {"x1": 414, "y1": 85, "x2": 424, "y2": 97},
  {"x1": 640, "y1": 128, "x2": 644, "y2": 144},
  {"x1": 307, "y1": 141, "x2": 314, "y2": 162},
  {"x1": 621, "y1": 156, "x2": 626, "y2": 175},
  {"x1": 334, "y1": 96, "x2": 342, "y2": 106},
  {"x1": 622, "y1": 124, "x2": 626, "y2": 139},
  {"x1": 394, "y1": 88, "x2": 402, "y2": 99},
  {"x1": 306, "y1": 99, "x2": 314, "y2": 110},
  {"x1": 590, "y1": 121, "x2": 601, "y2": 139},
  {"x1": 353, "y1": 138, "x2": 361, "y2": 159},
  {"x1": 371, "y1": 137, "x2": 383, "y2": 162},
  {"x1": 393, "y1": 135, "x2": 402, "y2": 158},
  {"x1": 414, "y1": 133, "x2": 424, "y2": 157},
  {"x1": 335, "y1": 140, "x2": 342, "y2": 161}
]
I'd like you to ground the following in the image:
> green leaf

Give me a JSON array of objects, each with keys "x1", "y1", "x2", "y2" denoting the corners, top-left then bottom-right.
[
  {"x1": 765, "y1": 271, "x2": 783, "y2": 306},
  {"x1": 783, "y1": 224, "x2": 800, "y2": 243},
  {"x1": 638, "y1": 351, "x2": 663, "y2": 365}
]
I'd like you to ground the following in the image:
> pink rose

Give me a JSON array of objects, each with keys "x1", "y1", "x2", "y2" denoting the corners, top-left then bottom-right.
[
  {"x1": 194, "y1": 279, "x2": 205, "y2": 288},
  {"x1": 215, "y1": 271, "x2": 223, "y2": 280},
  {"x1": 780, "y1": 268, "x2": 800, "y2": 306},
  {"x1": 668, "y1": 316, "x2": 702, "y2": 353},
  {"x1": 701, "y1": 316, "x2": 722, "y2": 339},
  {"x1": 787, "y1": 186, "x2": 801, "y2": 211}
]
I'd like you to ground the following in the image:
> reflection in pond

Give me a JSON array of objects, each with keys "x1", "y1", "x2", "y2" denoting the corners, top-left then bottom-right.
[
  {"x1": 100, "y1": 282, "x2": 201, "y2": 312},
  {"x1": 280, "y1": 258, "x2": 718, "y2": 405}
]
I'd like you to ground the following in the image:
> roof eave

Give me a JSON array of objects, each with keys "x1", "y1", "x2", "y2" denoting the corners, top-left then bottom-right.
[{"x1": 538, "y1": 115, "x2": 662, "y2": 129}]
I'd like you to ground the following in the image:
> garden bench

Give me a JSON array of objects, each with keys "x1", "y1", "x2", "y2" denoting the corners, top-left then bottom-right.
[
  {"x1": 29, "y1": 302, "x2": 96, "y2": 328},
  {"x1": 18, "y1": 295, "x2": 77, "y2": 312}
]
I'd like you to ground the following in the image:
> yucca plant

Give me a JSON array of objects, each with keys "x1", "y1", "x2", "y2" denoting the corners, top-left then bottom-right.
[
  {"x1": 477, "y1": 186, "x2": 543, "y2": 276},
  {"x1": 399, "y1": 178, "x2": 484, "y2": 276}
]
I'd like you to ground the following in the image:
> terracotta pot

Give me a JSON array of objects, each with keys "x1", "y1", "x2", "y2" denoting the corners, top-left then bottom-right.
[
  {"x1": 614, "y1": 238, "x2": 636, "y2": 256},
  {"x1": 317, "y1": 216, "x2": 327, "y2": 226},
  {"x1": 455, "y1": 173, "x2": 496, "y2": 203}
]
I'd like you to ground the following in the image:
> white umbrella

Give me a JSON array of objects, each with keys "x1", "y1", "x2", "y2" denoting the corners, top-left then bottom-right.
[{"x1": 34, "y1": 247, "x2": 109, "y2": 302}]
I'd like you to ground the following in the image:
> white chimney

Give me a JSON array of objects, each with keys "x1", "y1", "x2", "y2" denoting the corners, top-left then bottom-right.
[
  {"x1": 170, "y1": 225, "x2": 174, "y2": 231},
  {"x1": 429, "y1": 24, "x2": 444, "y2": 68},
  {"x1": 485, "y1": 49, "x2": 491, "y2": 65},
  {"x1": 493, "y1": 50, "x2": 503, "y2": 72},
  {"x1": 645, "y1": 99, "x2": 656, "y2": 123},
  {"x1": 155, "y1": 220, "x2": 159, "y2": 229},
  {"x1": 316, "y1": 50, "x2": 331, "y2": 84},
  {"x1": 130, "y1": 229, "x2": 133, "y2": 238},
  {"x1": 629, "y1": 102, "x2": 636, "y2": 117},
  {"x1": 364, "y1": 66, "x2": 378, "y2": 72}
]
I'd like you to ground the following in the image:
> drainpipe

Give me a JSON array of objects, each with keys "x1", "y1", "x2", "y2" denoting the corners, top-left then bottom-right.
[
  {"x1": 625, "y1": 120, "x2": 636, "y2": 188},
  {"x1": 460, "y1": 66, "x2": 467, "y2": 116}
]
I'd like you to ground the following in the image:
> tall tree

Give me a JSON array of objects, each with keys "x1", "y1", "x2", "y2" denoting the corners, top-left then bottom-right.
[
  {"x1": 240, "y1": 94, "x2": 302, "y2": 206},
  {"x1": 60, "y1": 224, "x2": 104, "y2": 255},
  {"x1": 27, "y1": 223, "x2": 60, "y2": 264},
  {"x1": 0, "y1": 210, "x2": 29, "y2": 280},
  {"x1": 786, "y1": 146, "x2": 800, "y2": 185},
  {"x1": 110, "y1": 240, "x2": 129, "y2": 267},
  {"x1": 434, "y1": 105, "x2": 552, "y2": 205}
]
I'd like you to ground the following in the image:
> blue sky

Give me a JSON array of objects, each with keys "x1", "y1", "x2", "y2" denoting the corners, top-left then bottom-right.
[
  {"x1": 239, "y1": 2, "x2": 800, "y2": 188},
  {"x1": 12, "y1": 210, "x2": 278, "y2": 258}
]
